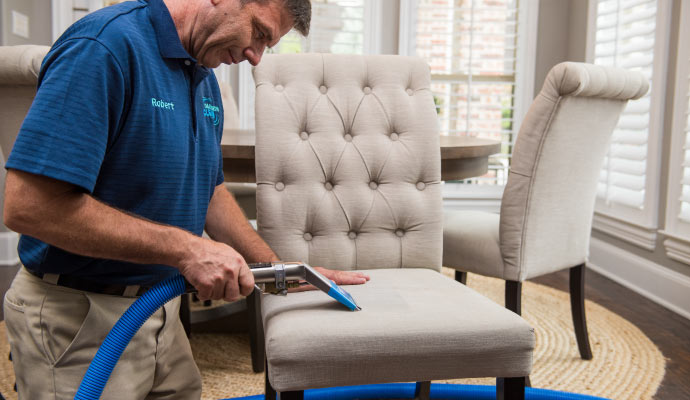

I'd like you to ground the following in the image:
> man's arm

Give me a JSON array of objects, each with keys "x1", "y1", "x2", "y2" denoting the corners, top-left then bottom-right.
[
  {"x1": 204, "y1": 184, "x2": 369, "y2": 285},
  {"x1": 3, "y1": 169, "x2": 254, "y2": 301}
]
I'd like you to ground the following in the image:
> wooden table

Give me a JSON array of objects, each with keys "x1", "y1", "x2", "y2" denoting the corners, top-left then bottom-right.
[{"x1": 221, "y1": 129, "x2": 501, "y2": 182}]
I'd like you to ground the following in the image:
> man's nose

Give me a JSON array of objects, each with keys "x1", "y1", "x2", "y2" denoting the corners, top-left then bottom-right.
[{"x1": 244, "y1": 46, "x2": 265, "y2": 66}]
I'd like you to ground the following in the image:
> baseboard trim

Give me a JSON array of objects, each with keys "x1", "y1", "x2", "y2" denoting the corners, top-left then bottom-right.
[
  {"x1": 0, "y1": 231, "x2": 19, "y2": 266},
  {"x1": 588, "y1": 237, "x2": 690, "y2": 320}
]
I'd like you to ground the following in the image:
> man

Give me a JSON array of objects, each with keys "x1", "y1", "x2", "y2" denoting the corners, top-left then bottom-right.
[{"x1": 2, "y1": 0, "x2": 368, "y2": 398}]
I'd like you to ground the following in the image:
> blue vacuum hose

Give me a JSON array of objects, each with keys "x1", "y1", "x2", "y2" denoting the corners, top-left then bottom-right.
[{"x1": 74, "y1": 274, "x2": 186, "y2": 400}]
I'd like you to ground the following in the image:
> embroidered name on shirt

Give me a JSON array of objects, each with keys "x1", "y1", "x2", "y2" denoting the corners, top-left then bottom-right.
[
  {"x1": 202, "y1": 97, "x2": 220, "y2": 126},
  {"x1": 151, "y1": 97, "x2": 175, "y2": 110}
]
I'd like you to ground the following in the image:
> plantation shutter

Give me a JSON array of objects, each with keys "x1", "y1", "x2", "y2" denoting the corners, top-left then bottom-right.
[
  {"x1": 593, "y1": 0, "x2": 657, "y2": 210},
  {"x1": 412, "y1": 0, "x2": 520, "y2": 185}
]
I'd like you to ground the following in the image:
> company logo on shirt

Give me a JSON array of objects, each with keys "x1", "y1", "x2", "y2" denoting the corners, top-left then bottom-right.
[
  {"x1": 151, "y1": 97, "x2": 175, "y2": 110},
  {"x1": 202, "y1": 97, "x2": 220, "y2": 126}
]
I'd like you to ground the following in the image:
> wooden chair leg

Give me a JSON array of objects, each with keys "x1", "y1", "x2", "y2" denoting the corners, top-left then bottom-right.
[
  {"x1": 248, "y1": 287, "x2": 265, "y2": 373},
  {"x1": 414, "y1": 381, "x2": 431, "y2": 400},
  {"x1": 505, "y1": 280, "x2": 522, "y2": 315},
  {"x1": 265, "y1": 359, "x2": 277, "y2": 400},
  {"x1": 497, "y1": 377, "x2": 526, "y2": 400},
  {"x1": 180, "y1": 293, "x2": 191, "y2": 337},
  {"x1": 279, "y1": 391, "x2": 304, "y2": 400},
  {"x1": 455, "y1": 270, "x2": 467, "y2": 285},
  {"x1": 570, "y1": 263, "x2": 593, "y2": 360}
]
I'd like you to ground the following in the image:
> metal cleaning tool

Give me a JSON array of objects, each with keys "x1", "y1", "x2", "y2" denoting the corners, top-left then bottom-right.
[{"x1": 246, "y1": 261, "x2": 362, "y2": 311}]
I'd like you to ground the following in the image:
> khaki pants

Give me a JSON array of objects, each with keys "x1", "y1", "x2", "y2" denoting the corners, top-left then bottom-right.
[{"x1": 3, "y1": 268, "x2": 202, "y2": 400}]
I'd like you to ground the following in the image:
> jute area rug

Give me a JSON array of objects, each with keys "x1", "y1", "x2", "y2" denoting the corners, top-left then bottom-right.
[{"x1": 0, "y1": 268, "x2": 665, "y2": 400}]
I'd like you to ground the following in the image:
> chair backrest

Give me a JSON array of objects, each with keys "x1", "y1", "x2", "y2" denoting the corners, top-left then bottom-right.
[
  {"x1": 499, "y1": 62, "x2": 648, "y2": 281},
  {"x1": 254, "y1": 53, "x2": 442, "y2": 271}
]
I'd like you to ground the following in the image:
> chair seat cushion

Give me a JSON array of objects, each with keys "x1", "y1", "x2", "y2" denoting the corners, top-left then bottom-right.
[
  {"x1": 261, "y1": 268, "x2": 534, "y2": 391},
  {"x1": 443, "y1": 210, "x2": 505, "y2": 278}
]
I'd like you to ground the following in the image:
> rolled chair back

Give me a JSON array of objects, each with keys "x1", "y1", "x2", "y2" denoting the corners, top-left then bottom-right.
[
  {"x1": 499, "y1": 62, "x2": 649, "y2": 281},
  {"x1": 254, "y1": 53, "x2": 442, "y2": 271}
]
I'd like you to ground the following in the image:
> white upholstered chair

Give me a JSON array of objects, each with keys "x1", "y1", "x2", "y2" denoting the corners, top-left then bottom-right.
[
  {"x1": 443, "y1": 62, "x2": 648, "y2": 360},
  {"x1": 253, "y1": 53, "x2": 535, "y2": 400}
]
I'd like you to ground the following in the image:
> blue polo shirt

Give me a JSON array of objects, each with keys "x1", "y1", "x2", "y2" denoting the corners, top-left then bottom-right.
[{"x1": 6, "y1": 0, "x2": 225, "y2": 285}]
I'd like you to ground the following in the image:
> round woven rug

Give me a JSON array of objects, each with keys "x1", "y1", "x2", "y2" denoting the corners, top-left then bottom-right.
[{"x1": 0, "y1": 269, "x2": 665, "y2": 400}]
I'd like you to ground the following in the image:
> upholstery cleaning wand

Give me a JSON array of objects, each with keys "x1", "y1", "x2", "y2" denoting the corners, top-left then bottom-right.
[
  {"x1": 248, "y1": 261, "x2": 361, "y2": 311},
  {"x1": 74, "y1": 261, "x2": 361, "y2": 400}
]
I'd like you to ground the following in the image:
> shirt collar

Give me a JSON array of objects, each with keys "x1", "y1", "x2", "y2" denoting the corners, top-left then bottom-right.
[{"x1": 147, "y1": 0, "x2": 195, "y2": 61}]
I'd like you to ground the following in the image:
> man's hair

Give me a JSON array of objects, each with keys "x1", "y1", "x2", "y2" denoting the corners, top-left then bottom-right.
[{"x1": 240, "y1": 0, "x2": 311, "y2": 36}]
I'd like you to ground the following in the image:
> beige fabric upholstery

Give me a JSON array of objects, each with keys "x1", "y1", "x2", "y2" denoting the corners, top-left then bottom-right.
[
  {"x1": 0, "y1": 45, "x2": 49, "y2": 158},
  {"x1": 262, "y1": 269, "x2": 534, "y2": 391},
  {"x1": 255, "y1": 53, "x2": 534, "y2": 391},
  {"x1": 255, "y1": 53, "x2": 443, "y2": 270},
  {"x1": 444, "y1": 62, "x2": 649, "y2": 281}
]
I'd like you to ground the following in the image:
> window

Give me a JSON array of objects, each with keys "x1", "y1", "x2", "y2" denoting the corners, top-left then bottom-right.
[
  {"x1": 662, "y1": 1, "x2": 690, "y2": 263},
  {"x1": 400, "y1": 0, "x2": 536, "y2": 194},
  {"x1": 587, "y1": 0, "x2": 671, "y2": 249},
  {"x1": 238, "y1": 0, "x2": 380, "y2": 129}
]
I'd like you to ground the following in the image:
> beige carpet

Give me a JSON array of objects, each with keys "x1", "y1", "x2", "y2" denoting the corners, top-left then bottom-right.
[{"x1": 0, "y1": 269, "x2": 665, "y2": 400}]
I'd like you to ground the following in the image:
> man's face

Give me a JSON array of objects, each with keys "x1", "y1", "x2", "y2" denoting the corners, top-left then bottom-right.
[{"x1": 192, "y1": 0, "x2": 294, "y2": 68}]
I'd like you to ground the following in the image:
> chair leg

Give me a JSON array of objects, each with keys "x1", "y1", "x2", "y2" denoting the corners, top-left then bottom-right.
[
  {"x1": 570, "y1": 263, "x2": 593, "y2": 360},
  {"x1": 265, "y1": 359, "x2": 277, "y2": 400},
  {"x1": 496, "y1": 377, "x2": 526, "y2": 400},
  {"x1": 505, "y1": 280, "x2": 522, "y2": 315},
  {"x1": 455, "y1": 270, "x2": 467, "y2": 285},
  {"x1": 248, "y1": 287, "x2": 265, "y2": 373},
  {"x1": 279, "y1": 391, "x2": 304, "y2": 400},
  {"x1": 414, "y1": 381, "x2": 431, "y2": 400},
  {"x1": 180, "y1": 293, "x2": 192, "y2": 337}
]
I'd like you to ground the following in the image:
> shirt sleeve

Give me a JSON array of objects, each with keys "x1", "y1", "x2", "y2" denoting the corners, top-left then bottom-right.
[{"x1": 6, "y1": 37, "x2": 126, "y2": 193}]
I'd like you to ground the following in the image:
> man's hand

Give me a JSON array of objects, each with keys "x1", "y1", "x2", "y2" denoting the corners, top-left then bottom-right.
[
  {"x1": 288, "y1": 266, "x2": 370, "y2": 293},
  {"x1": 313, "y1": 267, "x2": 370, "y2": 285},
  {"x1": 178, "y1": 237, "x2": 255, "y2": 302}
]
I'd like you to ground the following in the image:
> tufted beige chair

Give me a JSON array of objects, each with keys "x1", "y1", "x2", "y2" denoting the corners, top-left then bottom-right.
[
  {"x1": 443, "y1": 62, "x2": 649, "y2": 361},
  {"x1": 253, "y1": 53, "x2": 535, "y2": 400}
]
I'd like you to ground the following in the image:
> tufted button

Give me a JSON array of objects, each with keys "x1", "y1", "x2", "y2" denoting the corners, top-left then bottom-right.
[
  {"x1": 406, "y1": 88, "x2": 414, "y2": 96},
  {"x1": 300, "y1": 131, "x2": 309, "y2": 140},
  {"x1": 348, "y1": 231, "x2": 357, "y2": 239},
  {"x1": 344, "y1": 133, "x2": 353, "y2": 142},
  {"x1": 303, "y1": 233, "x2": 313, "y2": 241},
  {"x1": 369, "y1": 181, "x2": 378, "y2": 190},
  {"x1": 325, "y1": 182, "x2": 333, "y2": 191},
  {"x1": 416, "y1": 182, "x2": 426, "y2": 190},
  {"x1": 275, "y1": 84, "x2": 284, "y2": 92},
  {"x1": 319, "y1": 85, "x2": 328, "y2": 94},
  {"x1": 390, "y1": 133, "x2": 399, "y2": 141},
  {"x1": 363, "y1": 86, "x2": 372, "y2": 94},
  {"x1": 395, "y1": 229, "x2": 405, "y2": 237},
  {"x1": 275, "y1": 182, "x2": 285, "y2": 191},
  {"x1": 184, "y1": 60, "x2": 191, "y2": 66}
]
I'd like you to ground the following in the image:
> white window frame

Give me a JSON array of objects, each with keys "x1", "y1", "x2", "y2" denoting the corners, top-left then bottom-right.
[
  {"x1": 587, "y1": 0, "x2": 672, "y2": 250},
  {"x1": 51, "y1": 0, "x2": 103, "y2": 41},
  {"x1": 398, "y1": 0, "x2": 539, "y2": 209},
  {"x1": 661, "y1": 0, "x2": 690, "y2": 264},
  {"x1": 238, "y1": 0, "x2": 384, "y2": 130}
]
